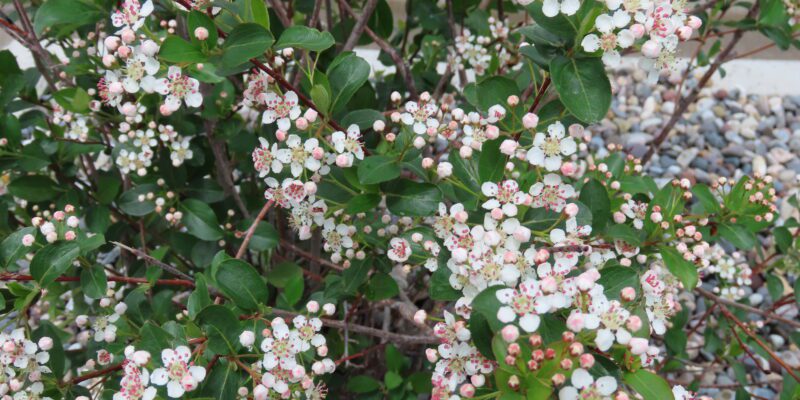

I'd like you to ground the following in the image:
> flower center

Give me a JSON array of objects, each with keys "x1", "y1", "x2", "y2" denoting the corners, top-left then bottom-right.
[
  {"x1": 542, "y1": 137, "x2": 561, "y2": 156},
  {"x1": 169, "y1": 74, "x2": 193, "y2": 98}
]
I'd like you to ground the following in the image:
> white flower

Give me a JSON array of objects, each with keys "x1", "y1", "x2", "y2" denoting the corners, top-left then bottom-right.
[
  {"x1": 292, "y1": 315, "x2": 326, "y2": 349},
  {"x1": 401, "y1": 99, "x2": 440, "y2": 134},
  {"x1": 252, "y1": 137, "x2": 291, "y2": 177},
  {"x1": 121, "y1": 50, "x2": 160, "y2": 93},
  {"x1": 92, "y1": 314, "x2": 120, "y2": 342},
  {"x1": 529, "y1": 174, "x2": 575, "y2": 212},
  {"x1": 481, "y1": 180, "x2": 526, "y2": 217},
  {"x1": 114, "y1": 362, "x2": 157, "y2": 400},
  {"x1": 550, "y1": 217, "x2": 591, "y2": 271},
  {"x1": 111, "y1": 0, "x2": 154, "y2": 32},
  {"x1": 261, "y1": 91, "x2": 301, "y2": 131},
  {"x1": 154, "y1": 66, "x2": 202, "y2": 112},
  {"x1": 169, "y1": 137, "x2": 193, "y2": 167},
  {"x1": 98, "y1": 71, "x2": 124, "y2": 106},
  {"x1": 581, "y1": 11, "x2": 635, "y2": 66},
  {"x1": 589, "y1": 299, "x2": 632, "y2": 351},
  {"x1": 387, "y1": 237, "x2": 411, "y2": 262},
  {"x1": 621, "y1": 199, "x2": 647, "y2": 229},
  {"x1": 542, "y1": 0, "x2": 580, "y2": 17},
  {"x1": 496, "y1": 279, "x2": 545, "y2": 332},
  {"x1": 285, "y1": 134, "x2": 321, "y2": 177},
  {"x1": 261, "y1": 318, "x2": 302, "y2": 371},
  {"x1": 526, "y1": 121, "x2": 577, "y2": 171},
  {"x1": 150, "y1": 346, "x2": 206, "y2": 398},
  {"x1": 264, "y1": 178, "x2": 307, "y2": 208},
  {"x1": 321, "y1": 219, "x2": 353, "y2": 254},
  {"x1": 558, "y1": 368, "x2": 617, "y2": 400},
  {"x1": 331, "y1": 124, "x2": 365, "y2": 166}
]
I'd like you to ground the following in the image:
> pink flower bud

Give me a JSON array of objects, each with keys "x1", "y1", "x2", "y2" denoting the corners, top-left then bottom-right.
[
  {"x1": 104, "y1": 36, "x2": 120, "y2": 52},
  {"x1": 141, "y1": 40, "x2": 159, "y2": 56},
  {"x1": 677, "y1": 26, "x2": 692, "y2": 40},
  {"x1": 276, "y1": 130, "x2": 287, "y2": 141},
  {"x1": 459, "y1": 384, "x2": 476, "y2": 398},
  {"x1": 2, "y1": 341, "x2": 15, "y2": 353},
  {"x1": 304, "y1": 109, "x2": 318, "y2": 122},
  {"x1": 120, "y1": 28, "x2": 136, "y2": 44},
  {"x1": 295, "y1": 117, "x2": 309, "y2": 130},
  {"x1": 22, "y1": 234, "x2": 35, "y2": 247},
  {"x1": 121, "y1": 103, "x2": 137, "y2": 116},
  {"x1": 459, "y1": 146, "x2": 473, "y2": 158},
  {"x1": 335, "y1": 154, "x2": 351, "y2": 167},
  {"x1": 501, "y1": 325, "x2": 519, "y2": 342},
  {"x1": 688, "y1": 15, "x2": 702, "y2": 29},
  {"x1": 385, "y1": 132, "x2": 396, "y2": 142},
  {"x1": 317, "y1": 345, "x2": 328, "y2": 356},
  {"x1": 522, "y1": 113, "x2": 539, "y2": 129},
  {"x1": 65, "y1": 231, "x2": 76, "y2": 241},
  {"x1": 102, "y1": 54, "x2": 116, "y2": 67},
  {"x1": 642, "y1": 40, "x2": 660, "y2": 58},
  {"x1": 500, "y1": 139, "x2": 518, "y2": 156},
  {"x1": 421, "y1": 157, "x2": 434, "y2": 169},
  {"x1": 194, "y1": 27, "x2": 209, "y2": 40},
  {"x1": 426, "y1": 348, "x2": 438, "y2": 362},
  {"x1": 372, "y1": 120, "x2": 385, "y2": 132},
  {"x1": 491, "y1": 208, "x2": 504, "y2": 220},
  {"x1": 437, "y1": 162, "x2": 453, "y2": 178},
  {"x1": 512, "y1": 227, "x2": 531, "y2": 242},
  {"x1": 628, "y1": 338, "x2": 649, "y2": 355},
  {"x1": 291, "y1": 366, "x2": 306, "y2": 379},
  {"x1": 620, "y1": 287, "x2": 636, "y2": 301},
  {"x1": 485, "y1": 125, "x2": 499, "y2": 139},
  {"x1": 304, "y1": 181, "x2": 317, "y2": 195},
  {"x1": 413, "y1": 136, "x2": 426, "y2": 149},
  {"x1": 580, "y1": 353, "x2": 595, "y2": 368},
  {"x1": 159, "y1": 104, "x2": 173, "y2": 116},
  {"x1": 630, "y1": 23, "x2": 645, "y2": 38},
  {"x1": 564, "y1": 203, "x2": 579, "y2": 217},
  {"x1": 312, "y1": 147, "x2": 325, "y2": 160},
  {"x1": 414, "y1": 310, "x2": 427, "y2": 324},
  {"x1": 471, "y1": 374, "x2": 485, "y2": 387},
  {"x1": 507, "y1": 95, "x2": 519, "y2": 106},
  {"x1": 566, "y1": 313, "x2": 585, "y2": 332},
  {"x1": 239, "y1": 331, "x2": 255, "y2": 347},
  {"x1": 454, "y1": 211, "x2": 468, "y2": 223},
  {"x1": 613, "y1": 211, "x2": 626, "y2": 224},
  {"x1": 626, "y1": 315, "x2": 642, "y2": 332}
]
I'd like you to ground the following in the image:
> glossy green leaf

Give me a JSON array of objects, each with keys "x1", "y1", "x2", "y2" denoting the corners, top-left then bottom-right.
[
  {"x1": 549, "y1": 56, "x2": 611, "y2": 123},
  {"x1": 274, "y1": 26, "x2": 335, "y2": 51},
  {"x1": 357, "y1": 155, "x2": 401, "y2": 185},
  {"x1": 384, "y1": 180, "x2": 442, "y2": 216},
  {"x1": 221, "y1": 23, "x2": 274, "y2": 68},
  {"x1": 30, "y1": 242, "x2": 80, "y2": 287},
  {"x1": 214, "y1": 259, "x2": 268, "y2": 311},
  {"x1": 659, "y1": 246, "x2": 698, "y2": 290},
  {"x1": 179, "y1": 199, "x2": 224, "y2": 241}
]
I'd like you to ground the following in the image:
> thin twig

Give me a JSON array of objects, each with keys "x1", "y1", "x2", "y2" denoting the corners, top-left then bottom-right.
[
  {"x1": 112, "y1": 241, "x2": 194, "y2": 282},
  {"x1": 0, "y1": 273, "x2": 195, "y2": 287},
  {"x1": 696, "y1": 287, "x2": 800, "y2": 329},
  {"x1": 342, "y1": 0, "x2": 379, "y2": 52},
  {"x1": 270, "y1": 309, "x2": 439, "y2": 345},
  {"x1": 235, "y1": 200, "x2": 274, "y2": 259}
]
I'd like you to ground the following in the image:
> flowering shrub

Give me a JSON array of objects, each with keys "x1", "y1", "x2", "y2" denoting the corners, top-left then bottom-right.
[{"x1": 0, "y1": 0, "x2": 798, "y2": 399}]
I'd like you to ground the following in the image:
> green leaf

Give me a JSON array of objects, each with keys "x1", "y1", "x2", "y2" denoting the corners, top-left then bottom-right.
[
  {"x1": 766, "y1": 274, "x2": 783, "y2": 301},
  {"x1": 139, "y1": 322, "x2": 175, "y2": 356},
  {"x1": 80, "y1": 264, "x2": 107, "y2": 299},
  {"x1": 30, "y1": 242, "x2": 80, "y2": 287},
  {"x1": 246, "y1": 0, "x2": 270, "y2": 29},
  {"x1": 201, "y1": 359, "x2": 242, "y2": 399},
  {"x1": 342, "y1": 109, "x2": 385, "y2": 131},
  {"x1": 624, "y1": 370, "x2": 673, "y2": 400},
  {"x1": 179, "y1": 199, "x2": 224, "y2": 241},
  {"x1": 691, "y1": 183, "x2": 720, "y2": 213},
  {"x1": 775, "y1": 227, "x2": 792, "y2": 253},
  {"x1": 718, "y1": 223, "x2": 757, "y2": 250},
  {"x1": 606, "y1": 224, "x2": 642, "y2": 246},
  {"x1": 384, "y1": 180, "x2": 442, "y2": 217},
  {"x1": 117, "y1": 184, "x2": 158, "y2": 216},
  {"x1": 310, "y1": 84, "x2": 331, "y2": 113},
  {"x1": 32, "y1": 321, "x2": 65, "y2": 378},
  {"x1": 197, "y1": 305, "x2": 241, "y2": 354},
  {"x1": 384, "y1": 371, "x2": 403, "y2": 389},
  {"x1": 549, "y1": 56, "x2": 611, "y2": 123},
  {"x1": 188, "y1": 273, "x2": 211, "y2": 319},
  {"x1": 327, "y1": 52, "x2": 370, "y2": 113},
  {"x1": 8, "y1": 175, "x2": 59, "y2": 202},
  {"x1": 358, "y1": 155, "x2": 401, "y2": 185},
  {"x1": 365, "y1": 272, "x2": 399, "y2": 301},
  {"x1": 478, "y1": 138, "x2": 505, "y2": 183},
  {"x1": 430, "y1": 265, "x2": 461, "y2": 301},
  {"x1": 0, "y1": 227, "x2": 36, "y2": 267},
  {"x1": 159, "y1": 36, "x2": 207, "y2": 63},
  {"x1": 268, "y1": 262, "x2": 302, "y2": 288},
  {"x1": 53, "y1": 87, "x2": 90, "y2": 113},
  {"x1": 345, "y1": 194, "x2": 381, "y2": 214},
  {"x1": 579, "y1": 179, "x2": 611, "y2": 232},
  {"x1": 221, "y1": 23, "x2": 275, "y2": 68},
  {"x1": 34, "y1": 0, "x2": 104, "y2": 36},
  {"x1": 214, "y1": 259, "x2": 268, "y2": 311},
  {"x1": 347, "y1": 375, "x2": 381, "y2": 393},
  {"x1": 342, "y1": 258, "x2": 371, "y2": 295},
  {"x1": 659, "y1": 246, "x2": 698, "y2": 290},
  {"x1": 597, "y1": 265, "x2": 639, "y2": 300},
  {"x1": 274, "y1": 26, "x2": 335, "y2": 51}
]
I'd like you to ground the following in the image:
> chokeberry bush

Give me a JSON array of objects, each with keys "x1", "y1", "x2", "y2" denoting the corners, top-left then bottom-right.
[{"x1": 0, "y1": 0, "x2": 798, "y2": 399}]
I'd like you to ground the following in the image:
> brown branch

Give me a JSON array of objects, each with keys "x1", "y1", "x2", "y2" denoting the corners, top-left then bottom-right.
[
  {"x1": 267, "y1": 0, "x2": 292, "y2": 27},
  {"x1": 642, "y1": 2, "x2": 759, "y2": 164},
  {"x1": 338, "y1": 0, "x2": 418, "y2": 100},
  {"x1": 341, "y1": 0, "x2": 379, "y2": 52},
  {"x1": 270, "y1": 309, "x2": 439, "y2": 345},
  {"x1": 235, "y1": 200, "x2": 274, "y2": 259},
  {"x1": 0, "y1": 273, "x2": 195, "y2": 287},
  {"x1": 12, "y1": 0, "x2": 67, "y2": 91},
  {"x1": 65, "y1": 363, "x2": 123, "y2": 386},
  {"x1": 696, "y1": 287, "x2": 800, "y2": 329},
  {"x1": 280, "y1": 239, "x2": 344, "y2": 271},
  {"x1": 112, "y1": 241, "x2": 194, "y2": 282},
  {"x1": 206, "y1": 121, "x2": 250, "y2": 218},
  {"x1": 722, "y1": 308, "x2": 800, "y2": 382}
]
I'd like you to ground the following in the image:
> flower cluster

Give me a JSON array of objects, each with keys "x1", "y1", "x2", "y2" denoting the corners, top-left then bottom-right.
[
  {"x1": 25, "y1": 204, "x2": 82, "y2": 244},
  {"x1": 0, "y1": 329, "x2": 53, "y2": 400}
]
